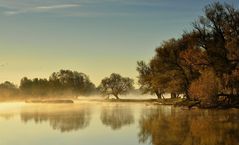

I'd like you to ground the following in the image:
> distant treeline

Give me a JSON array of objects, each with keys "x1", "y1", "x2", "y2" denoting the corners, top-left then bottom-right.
[
  {"x1": 0, "y1": 70, "x2": 135, "y2": 99},
  {"x1": 0, "y1": 70, "x2": 97, "y2": 98},
  {"x1": 137, "y1": 2, "x2": 239, "y2": 106}
]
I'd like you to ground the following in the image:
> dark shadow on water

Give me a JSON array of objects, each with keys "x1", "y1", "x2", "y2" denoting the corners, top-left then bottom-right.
[
  {"x1": 20, "y1": 104, "x2": 91, "y2": 132},
  {"x1": 100, "y1": 104, "x2": 134, "y2": 130},
  {"x1": 138, "y1": 106, "x2": 239, "y2": 145}
]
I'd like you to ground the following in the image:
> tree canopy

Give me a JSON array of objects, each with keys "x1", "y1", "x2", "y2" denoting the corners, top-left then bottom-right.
[
  {"x1": 0, "y1": 81, "x2": 18, "y2": 98},
  {"x1": 17, "y1": 69, "x2": 96, "y2": 97},
  {"x1": 99, "y1": 73, "x2": 134, "y2": 99},
  {"x1": 137, "y1": 2, "x2": 239, "y2": 105},
  {"x1": 49, "y1": 70, "x2": 96, "y2": 96}
]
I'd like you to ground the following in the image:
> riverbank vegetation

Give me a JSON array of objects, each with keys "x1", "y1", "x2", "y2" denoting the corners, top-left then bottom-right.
[{"x1": 137, "y1": 2, "x2": 239, "y2": 108}]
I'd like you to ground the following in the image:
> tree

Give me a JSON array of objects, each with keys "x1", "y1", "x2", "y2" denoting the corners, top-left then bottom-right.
[
  {"x1": 137, "y1": 2, "x2": 239, "y2": 105},
  {"x1": 193, "y1": 2, "x2": 239, "y2": 73},
  {"x1": 0, "y1": 81, "x2": 18, "y2": 98},
  {"x1": 20, "y1": 77, "x2": 33, "y2": 96},
  {"x1": 192, "y1": 2, "x2": 239, "y2": 102},
  {"x1": 138, "y1": 36, "x2": 199, "y2": 99},
  {"x1": 20, "y1": 77, "x2": 49, "y2": 96},
  {"x1": 49, "y1": 69, "x2": 96, "y2": 97},
  {"x1": 99, "y1": 73, "x2": 134, "y2": 99},
  {"x1": 136, "y1": 61, "x2": 164, "y2": 99},
  {"x1": 19, "y1": 70, "x2": 96, "y2": 97}
]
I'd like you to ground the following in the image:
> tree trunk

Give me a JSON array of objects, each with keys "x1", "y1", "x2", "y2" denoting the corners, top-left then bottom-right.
[
  {"x1": 114, "y1": 94, "x2": 120, "y2": 99},
  {"x1": 155, "y1": 91, "x2": 162, "y2": 99},
  {"x1": 171, "y1": 93, "x2": 176, "y2": 99},
  {"x1": 184, "y1": 89, "x2": 190, "y2": 100},
  {"x1": 174, "y1": 57, "x2": 191, "y2": 100}
]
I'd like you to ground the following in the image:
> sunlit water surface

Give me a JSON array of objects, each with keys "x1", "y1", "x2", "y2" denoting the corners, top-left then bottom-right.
[{"x1": 0, "y1": 102, "x2": 239, "y2": 145}]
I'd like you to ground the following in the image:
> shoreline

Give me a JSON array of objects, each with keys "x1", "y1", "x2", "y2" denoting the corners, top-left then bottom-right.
[{"x1": 1, "y1": 98, "x2": 239, "y2": 109}]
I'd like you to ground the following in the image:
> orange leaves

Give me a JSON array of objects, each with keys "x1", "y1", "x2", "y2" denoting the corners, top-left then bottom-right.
[
  {"x1": 180, "y1": 48, "x2": 209, "y2": 71},
  {"x1": 188, "y1": 69, "x2": 221, "y2": 103}
]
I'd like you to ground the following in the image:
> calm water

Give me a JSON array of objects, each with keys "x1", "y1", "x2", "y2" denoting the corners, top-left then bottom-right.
[{"x1": 0, "y1": 102, "x2": 239, "y2": 145}]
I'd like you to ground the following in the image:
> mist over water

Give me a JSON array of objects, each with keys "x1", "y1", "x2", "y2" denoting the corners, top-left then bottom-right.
[{"x1": 0, "y1": 101, "x2": 239, "y2": 145}]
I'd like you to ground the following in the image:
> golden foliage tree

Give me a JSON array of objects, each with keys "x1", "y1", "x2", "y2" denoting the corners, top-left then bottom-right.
[{"x1": 189, "y1": 69, "x2": 221, "y2": 104}]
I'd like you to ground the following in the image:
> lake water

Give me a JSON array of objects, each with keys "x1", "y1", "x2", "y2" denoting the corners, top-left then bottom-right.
[{"x1": 0, "y1": 102, "x2": 239, "y2": 145}]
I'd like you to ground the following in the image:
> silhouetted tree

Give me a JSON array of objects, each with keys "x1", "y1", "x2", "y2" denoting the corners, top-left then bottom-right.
[
  {"x1": 20, "y1": 77, "x2": 49, "y2": 96},
  {"x1": 19, "y1": 69, "x2": 96, "y2": 97},
  {"x1": 0, "y1": 81, "x2": 18, "y2": 98},
  {"x1": 49, "y1": 69, "x2": 96, "y2": 97},
  {"x1": 99, "y1": 73, "x2": 134, "y2": 99}
]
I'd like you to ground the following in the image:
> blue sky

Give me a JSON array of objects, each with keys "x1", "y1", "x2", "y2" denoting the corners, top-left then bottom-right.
[{"x1": 0, "y1": 0, "x2": 238, "y2": 86}]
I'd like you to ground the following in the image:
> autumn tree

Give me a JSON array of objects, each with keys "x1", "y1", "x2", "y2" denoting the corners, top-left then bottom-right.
[
  {"x1": 137, "y1": 35, "x2": 199, "y2": 99},
  {"x1": 137, "y1": 2, "x2": 239, "y2": 105},
  {"x1": 136, "y1": 61, "x2": 164, "y2": 99},
  {"x1": 99, "y1": 73, "x2": 134, "y2": 99},
  {"x1": 192, "y1": 2, "x2": 239, "y2": 100},
  {"x1": 189, "y1": 69, "x2": 222, "y2": 104},
  {"x1": 150, "y1": 39, "x2": 186, "y2": 98}
]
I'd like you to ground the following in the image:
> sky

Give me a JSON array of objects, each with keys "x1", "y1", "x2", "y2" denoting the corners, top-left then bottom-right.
[{"x1": 0, "y1": 0, "x2": 238, "y2": 86}]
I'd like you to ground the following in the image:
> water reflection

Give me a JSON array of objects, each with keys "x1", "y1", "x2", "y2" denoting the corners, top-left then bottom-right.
[
  {"x1": 138, "y1": 106, "x2": 239, "y2": 145},
  {"x1": 100, "y1": 104, "x2": 134, "y2": 130},
  {"x1": 0, "y1": 113, "x2": 15, "y2": 120},
  {"x1": 20, "y1": 104, "x2": 91, "y2": 132},
  {"x1": 0, "y1": 103, "x2": 239, "y2": 145}
]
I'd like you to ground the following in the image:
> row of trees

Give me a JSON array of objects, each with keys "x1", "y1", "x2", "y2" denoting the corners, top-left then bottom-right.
[
  {"x1": 20, "y1": 70, "x2": 96, "y2": 97},
  {"x1": 0, "y1": 69, "x2": 134, "y2": 99},
  {"x1": 137, "y1": 2, "x2": 239, "y2": 105},
  {"x1": 0, "y1": 70, "x2": 96, "y2": 98}
]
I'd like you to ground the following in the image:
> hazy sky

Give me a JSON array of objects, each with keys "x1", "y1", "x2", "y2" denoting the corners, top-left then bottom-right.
[{"x1": 0, "y1": 0, "x2": 238, "y2": 86}]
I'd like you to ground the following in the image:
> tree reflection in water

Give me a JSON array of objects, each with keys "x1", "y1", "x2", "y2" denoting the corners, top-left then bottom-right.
[
  {"x1": 100, "y1": 104, "x2": 134, "y2": 130},
  {"x1": 0, "y1": 113, "x2": 15, "y2": 120},
  {"x1": 20, "y1": 104, "x2": 91, "y2": 132},
  {"x1": 138, "y1": 106, "x2": 239, "y2": 145}
]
